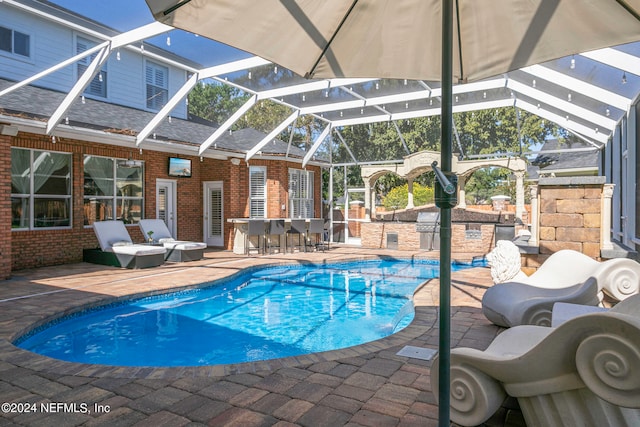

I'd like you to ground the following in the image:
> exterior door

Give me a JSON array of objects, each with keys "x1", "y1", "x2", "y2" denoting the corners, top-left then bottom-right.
[
  {"x1": 345, "y1": 188, "x2": 365, "y2": 245},
  {"x1": 156, "y1": 179, "x2": 177, "y2": 237},
  {"x1": 204, "y1": 181, "x2": 224, "y2": 247}
]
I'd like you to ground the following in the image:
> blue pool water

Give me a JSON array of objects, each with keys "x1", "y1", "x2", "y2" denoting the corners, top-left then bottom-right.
[{"x1": 17, "y1": 258, "x2": 482, "y2": 367}]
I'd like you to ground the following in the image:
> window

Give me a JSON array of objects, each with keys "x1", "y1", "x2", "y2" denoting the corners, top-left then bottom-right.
[
  {"x1": 83, "y1": 155, "x2": 144, "y2": 225},
  {"x1": 249, "y1": 166, "x2": 266, "y2": 218},
  {"x1": 146, "y1": 61, "x2": 168, "y2": 110},
  {"x1": 289, "y1": 168, "x2": 314, "y2": 218},
  {"x1": 0, "y1": 25, "x2": 30, "y2": 58},
  {"x1": 11, "y1": 148, "x2": 72, "y2": 229},
  {"x1": 77, "y1": 37, "x2": 107, "y2": 98}
]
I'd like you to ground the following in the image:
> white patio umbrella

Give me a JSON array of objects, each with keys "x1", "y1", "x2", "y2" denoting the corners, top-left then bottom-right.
[
  {"x1": 144, "y1": 1, "x2": 640, "y2": 424},
  {"x1": 145, "y1": 0, "x2": 640, "y2": 82}
]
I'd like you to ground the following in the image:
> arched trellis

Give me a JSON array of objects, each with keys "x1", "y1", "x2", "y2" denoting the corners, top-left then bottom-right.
[{"x1": 360, "y1": 151, "x2": 527, "y2": 219}]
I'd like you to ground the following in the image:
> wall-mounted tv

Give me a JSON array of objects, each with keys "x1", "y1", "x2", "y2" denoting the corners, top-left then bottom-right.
[{"x1": 168, "y1": 157, "x2": 192, "y2": 177}]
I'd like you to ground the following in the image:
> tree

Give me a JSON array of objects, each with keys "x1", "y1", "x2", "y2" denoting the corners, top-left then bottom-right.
[
  {"x1": 334, "y1": 107, "x2": 565, "y2": 203},
  {"x1": 382, "y1": 183, "x2": 434, "y2": 209},
  {"x1": 187, "y1": 81, "x2": 249, "y2": 126},
  {"x1": 464, "y1": 168, "x2": 514, "y2": 204}
]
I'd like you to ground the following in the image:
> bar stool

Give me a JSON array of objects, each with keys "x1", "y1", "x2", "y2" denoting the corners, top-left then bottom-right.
[
  {"x1": 287, "y1": 219, "x2": 307, "y2": 253},
  {"x1": 246, "y1": 219, "x2": 265, "y2": 255},
  {"x1": 267, "y1": 219, "x2": 285, "y2": 254},
  {"x1": 306, "y1": 218, "x2": 327, "y2": 252}
]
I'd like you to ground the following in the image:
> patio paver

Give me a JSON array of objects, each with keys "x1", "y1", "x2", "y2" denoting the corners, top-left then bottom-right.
[{"x1": 0, "y1": 247, "x2": 520, "y2": 426}]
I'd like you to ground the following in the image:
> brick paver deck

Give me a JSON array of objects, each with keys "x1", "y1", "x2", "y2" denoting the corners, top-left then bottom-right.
[{"x1": 0, "y1": 247, "x2": 515, "y2": 427}]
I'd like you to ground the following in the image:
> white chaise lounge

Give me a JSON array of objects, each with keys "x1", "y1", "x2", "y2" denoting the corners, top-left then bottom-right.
[
  {"x1": 84, "y1": 220, "x2": 166, "y2": 269},
  {"x1": 138, "y1": 219, "x2": 206, "y2": 262},
  {"x1": 482, "y1": 242, "x2": 640, "y2": 327},
  {"x1": 482, "y1": 277, "x2": 600, "y2": 327},
  {"x1": 487, "y1": 242, "x2": 640, "y2": 302},
  {"x1": 433, "y1": 294, "x2": 640, "y2": 427}
]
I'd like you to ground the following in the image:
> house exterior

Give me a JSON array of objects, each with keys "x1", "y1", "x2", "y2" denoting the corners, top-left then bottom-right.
[
  {"x1": 528, "y1": 138, "x2": 600, "y2": 180},
  {"x1": 0, "y1": 0, "x2": 323, "y2": 279}
]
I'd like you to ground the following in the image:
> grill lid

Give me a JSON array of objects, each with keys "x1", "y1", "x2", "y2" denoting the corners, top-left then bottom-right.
[
  {"x1": 416, "y1": 211, "x2": 440, "y2": 232},
  {"x1": 416, "y1": 212, "x2": 440, "y2": 223}
]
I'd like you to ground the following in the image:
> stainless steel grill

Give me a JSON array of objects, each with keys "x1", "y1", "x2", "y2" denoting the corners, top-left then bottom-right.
[{"x1": 416, "y1": 211, "x2": 440, "y2": 250}]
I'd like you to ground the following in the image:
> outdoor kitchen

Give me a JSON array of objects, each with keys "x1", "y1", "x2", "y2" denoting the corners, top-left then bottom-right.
[{"x1": 360, "y1": 204, "x2": 522, "y2": 260}]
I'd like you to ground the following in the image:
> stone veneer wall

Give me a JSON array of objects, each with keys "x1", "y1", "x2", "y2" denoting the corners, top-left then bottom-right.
[{"x1": 522, "y1": 176, "x2": 606, "y2": 271}]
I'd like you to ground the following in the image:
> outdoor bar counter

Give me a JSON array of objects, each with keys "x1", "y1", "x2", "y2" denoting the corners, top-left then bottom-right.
[{"x1": 228, "y1": 218, "x2": 314, "y2": 254}]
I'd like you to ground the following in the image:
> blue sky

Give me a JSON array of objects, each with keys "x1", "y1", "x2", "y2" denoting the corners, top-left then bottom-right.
[{"x1": 49, "y1": 0, "x2": 251, "y2": 66}]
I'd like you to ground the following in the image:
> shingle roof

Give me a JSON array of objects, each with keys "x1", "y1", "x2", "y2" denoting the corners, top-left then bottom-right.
[
  {"x1": 0, "y1": 78, "x2": 310, "y2": 159},
  {"x1": 531, "y1": 138, "x2": 599, "y2": 173}
]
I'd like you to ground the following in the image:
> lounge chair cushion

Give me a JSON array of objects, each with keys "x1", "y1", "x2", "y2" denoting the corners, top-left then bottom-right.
[
  {"x1": 160, "y1": 239, "x2": 207, "y2": 250},
  {"x1": 139, "y1": 219, "x2": 207, "y2": 254},
  {"x1": 109, "y1": 244, "x2": 165, "y2": 256},
  {"x1": 158, "y1": 237, "x2": 205, "y2": 247},
  {"x1": 92, "y1": 221, "x2": 165, "y2": 256}
]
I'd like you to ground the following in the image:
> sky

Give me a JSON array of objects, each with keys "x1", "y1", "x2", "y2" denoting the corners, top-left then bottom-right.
[{"x1": 49, "y1": 0, "x2": 252, "y2": 66}]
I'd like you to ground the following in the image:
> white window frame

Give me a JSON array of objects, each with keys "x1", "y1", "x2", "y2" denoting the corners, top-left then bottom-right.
[
  {"x1": 0, "y1": 24, "x2": 32, "y2": 60},
  {"x1": 11, "y1": 147, "x2": 72, "y2": 230},
  {"x1": 289, "y1": 168, "x2": 315, "y2": 218},
  {"x1": 83, "y1": 155, "x2": 145, "y2": 226},
  {"x1": 249, "y1": 166, "x2": 267, "y2": 218},
  {"x1": 145, "y1": 60, "x2": 169, "y2": 111}
]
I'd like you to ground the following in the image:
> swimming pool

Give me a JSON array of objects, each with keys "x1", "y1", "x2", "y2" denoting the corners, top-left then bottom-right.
[{"x1": 16, "y1": 258, "x2": 482, "y2": 367}]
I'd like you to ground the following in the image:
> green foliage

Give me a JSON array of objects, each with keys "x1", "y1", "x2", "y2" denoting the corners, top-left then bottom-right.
[
  {"x1": 453, "y1": 109, "x2": 563, "y2": 156},
  {"x1": 187, "y1": 81, "x2": 249, "y2": 126},
  {"x1": 334, "y1": 108, "x2": 564, "y2": 165},
  {"x1": 383, "y1": 183, "x2": 434, "y2": 209},
  {"x1": 464, "y1": 168, "x2": 515, "y2": 204}
]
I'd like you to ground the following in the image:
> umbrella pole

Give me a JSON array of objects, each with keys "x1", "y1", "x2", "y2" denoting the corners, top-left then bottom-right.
[{"x1": 439, "y1": 0, "x2": 453, "y2": 425}]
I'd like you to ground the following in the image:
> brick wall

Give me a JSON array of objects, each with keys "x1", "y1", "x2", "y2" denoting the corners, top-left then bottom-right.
[
  {"x1": 361, "y1": 222, "x2": 495, "y2": 259},
  {"x1": 361, "y1": 222, "x2": 419, "y2": 250},
  {"x1": 6, "y1": 132, "x2": 322, "y2": 270},
  {"x1": 0, "y1": 134, "x2": 11, "y2": 279}
]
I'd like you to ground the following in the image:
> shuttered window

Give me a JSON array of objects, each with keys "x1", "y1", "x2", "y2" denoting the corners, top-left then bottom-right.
[
  {"x1": 249, "y1": 166, "x2": 266, "y2": 218},
  {"x1": 76, "y1": 37, "x2": 107, "y2": 98},
  {"x1": 289, "y1": 169, "x2": 314, "y2": 218},
  {"x1": 210, "y1": 188, "x2": 223, "y2": 235},
  {"x1": 146, "y1": 61, "x2": 168, "y2": 110}
]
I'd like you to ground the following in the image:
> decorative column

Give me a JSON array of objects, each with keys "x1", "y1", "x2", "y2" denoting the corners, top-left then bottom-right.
[
  {"x1": 515, "y1": 171, "x2": 525, "y2": 221},
  {"x1": 457, "y1": 174, "x2": 466, "y2": 209},
  {"x1": 363, "y1": 179, "x2": 372, "y2": 220},
  {"x1": 406, "y1": 178, "x2": 415, "y2": 209},
  {"x1": 529, "y1": 185, "x2": 539, "y2": 247},
  {"x1": 601, "y1": 183, "x2": 614, "y2": 250}
]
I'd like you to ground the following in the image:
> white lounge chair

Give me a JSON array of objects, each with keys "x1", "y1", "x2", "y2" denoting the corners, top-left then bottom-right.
[
  {"x1": 85, "y1": 220, "x2": 166, "y2": 269},
  {"x1": 482, "y1": 277, "x2": 600, "y2": 327},
  {"x1": 487, "y1": 242, "x2": 640, "y2": 302},
  {"x1": 138, "y1": 219, "x2": 206, "y2": 262},
  {"x1": 433, "y1": 294, "x2": 640, "y2": 427}
]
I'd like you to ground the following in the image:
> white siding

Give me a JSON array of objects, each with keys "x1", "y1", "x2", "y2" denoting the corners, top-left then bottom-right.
[
  {"x1": 0, "y1": 3, "x2": 189, "y2": 119},
  {"x1": 0, "y1": 6, "x2": 74, "y2": 91}
]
